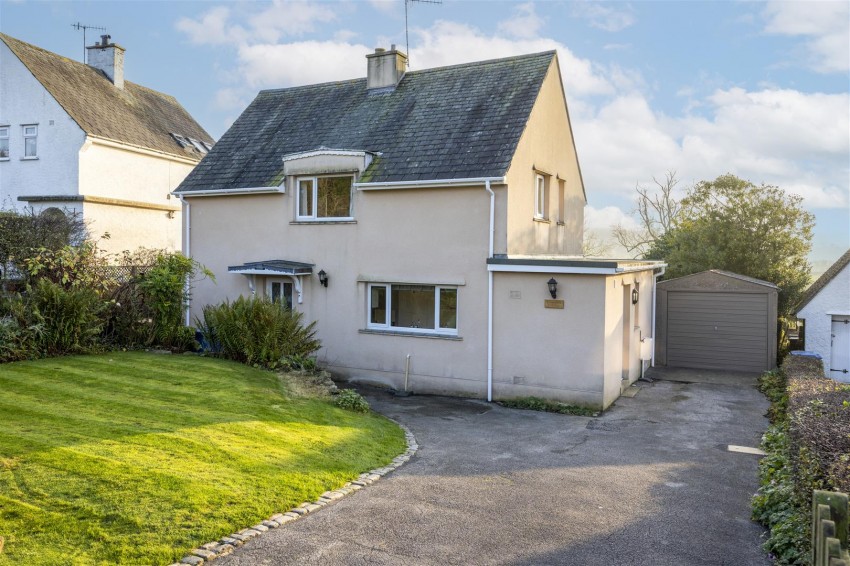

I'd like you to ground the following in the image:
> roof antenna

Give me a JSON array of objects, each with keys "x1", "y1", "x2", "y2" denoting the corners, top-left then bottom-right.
[
  {"x1": 404, "y1": 0, "x2": 441, "y2": 68},
  {"x1": 71, "y1": 22, "x2": 106, "y2": 64}
]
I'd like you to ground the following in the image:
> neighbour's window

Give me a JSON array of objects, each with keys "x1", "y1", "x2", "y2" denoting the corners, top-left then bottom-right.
[
  {"x1": 367, "y1": 283, "x2": 457, "y2": 335},
  {"x1": 22, "y1": 125, "x2": 37, "y2": 158},
  {"x1": 0, "y1": 126, "x2": 9, "y2": 159},
  {"x1": 534, "y1": 173, "x2": 548, "y2": 220},
  {"x1": 557, "y1": 178, "x2": 565, "y2": 224},
  {"x1": 297, "y1": 175, "x2": 353, "y2": 220}
]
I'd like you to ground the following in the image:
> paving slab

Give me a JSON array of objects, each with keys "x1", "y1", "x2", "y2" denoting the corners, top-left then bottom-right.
[{"x1": 217, "y1": 370, "x2": 771, "y2": 566}]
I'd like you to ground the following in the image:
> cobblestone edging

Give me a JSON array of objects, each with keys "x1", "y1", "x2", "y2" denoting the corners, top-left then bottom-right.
[{"x1": 169, "y1": 422, "x2": 417, "y2": 566}]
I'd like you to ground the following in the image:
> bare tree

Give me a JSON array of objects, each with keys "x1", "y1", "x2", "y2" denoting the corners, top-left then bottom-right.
[
  {"x1": 582, "y1": 221, "x2": 612, "y2": 257},
  {"x1": 612, "y1": 171, "x2": 682, "y2": 258}
]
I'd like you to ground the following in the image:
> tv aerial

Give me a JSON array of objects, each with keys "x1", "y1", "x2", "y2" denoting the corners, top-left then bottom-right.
[
  {"x1": 404, "y1": 0, "x2": 441, "y2": 68},
  {"x1": 71, "y1": 22, "x2": 106, "y2": 63}
]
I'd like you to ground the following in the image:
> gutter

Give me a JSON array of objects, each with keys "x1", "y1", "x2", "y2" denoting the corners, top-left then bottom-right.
[
  {"x1": 355, "y1": 177, "x2": 507, "y2": 191},
  {"x1": 88, "y1": 135, "x2": 202, "y2": 166},
  {"x1": 174, "y1": 186, "x2": 285, "y2": 198}
]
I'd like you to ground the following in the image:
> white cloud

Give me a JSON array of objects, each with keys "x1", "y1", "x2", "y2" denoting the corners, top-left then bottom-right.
[
  {"x1": 237, "y1": 40, "x2": 371, "y2": 88},
  {"x1": 571, "y1": 2, "x2": 636, "y2": 32},
  {"x1": 497, "y1": 3, "x2": 545, "y2": 39},
  {"x1": 176, "y1": 7, "x2": 247, "y2": 46},
  {"x1": 368, "y1": 0, "x2": 398, "y2": 15},
  {"x1": 762, "y1": 0, "x2": 850, "y2": 73}
]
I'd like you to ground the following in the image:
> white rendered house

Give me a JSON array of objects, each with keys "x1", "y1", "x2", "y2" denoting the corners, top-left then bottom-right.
[
  {"x1": 0, "y1": 33, "x2": 213, "y2": 253},
  {"x1": 796, "y1": 249, "x2": 850, "y2": 380}
]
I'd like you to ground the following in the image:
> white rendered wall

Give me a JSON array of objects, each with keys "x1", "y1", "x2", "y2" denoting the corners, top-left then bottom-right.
[
  {"x1": 0, "y1": 41, "x2": 86, "y2": 210},
  {"x1": 797, "y1": 262, "x2": 850, "y2": 377},
  {"x1": 79, "y1": 142, "x2": 187, "y2": 252}
]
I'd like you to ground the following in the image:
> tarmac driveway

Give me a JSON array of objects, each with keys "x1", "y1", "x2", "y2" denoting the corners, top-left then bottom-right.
[{"x1": 218, "y1": 368, "x2": 771, "y2": 565}]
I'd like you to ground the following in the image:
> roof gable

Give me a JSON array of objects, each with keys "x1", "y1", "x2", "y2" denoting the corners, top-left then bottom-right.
[
  {"x1": 178, "y1": 51, "x2": 555, "y2": 192},
  {"x1": 796, "y1": 248, "x2": 850, "y2": 313},
  {"x1": 1, "y1": 33, "x2": 213, "y2": 161}
]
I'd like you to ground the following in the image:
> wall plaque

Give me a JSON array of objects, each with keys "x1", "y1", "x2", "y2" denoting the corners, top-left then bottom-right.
[{"x1": 544, "y1": 299, "x2": 565, "y2": 309}]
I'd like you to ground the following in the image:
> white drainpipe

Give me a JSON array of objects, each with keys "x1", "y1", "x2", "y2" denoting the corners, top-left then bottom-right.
[
  {"x1": 484, "y1": 180, "x2": 495, "y2": 402},
  {"x1": 651, "y1": 265, "x2": 666, "y2": 367},
  {"x1": 178, "y1": 195, "x2": 191, "y2": 326}
]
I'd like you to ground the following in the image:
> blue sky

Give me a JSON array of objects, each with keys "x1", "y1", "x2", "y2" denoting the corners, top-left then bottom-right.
[{"x1": 2, "y1": 0, "x2": 848, "y2": 269}]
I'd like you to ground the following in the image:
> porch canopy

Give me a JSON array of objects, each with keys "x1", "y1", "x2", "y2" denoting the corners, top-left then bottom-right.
[{"x1": 228, "y1": 260, "x2": 314, "y2": 303}]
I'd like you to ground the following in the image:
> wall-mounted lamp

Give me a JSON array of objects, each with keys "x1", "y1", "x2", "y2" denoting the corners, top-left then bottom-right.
[
  {"x1": 317, "y1": 269, "x2": 329, "y2": 288},
  {"x1": 632, "y1": 287, "x2": 639, "y2": 305},
  {"x1": 547, "y1": 278, "x2": 558, "y2": 299}
]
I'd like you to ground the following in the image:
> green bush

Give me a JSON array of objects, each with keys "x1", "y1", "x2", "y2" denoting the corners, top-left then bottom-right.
[
  {"x1": 0, "y1": 311, "x2": 36, "y2": 362},
  {"x1": 334, "y1": 389, "x2": 370, "y2": 412},
  {"x1": 198, "y1": 296, "x2": 320, "y2": 369},
  {"x1": 497, "y1": 396, "x2": 597, "y2": 416},
  {"x1": 752, "y1": 356, "x2": 850, "y2": 565}
]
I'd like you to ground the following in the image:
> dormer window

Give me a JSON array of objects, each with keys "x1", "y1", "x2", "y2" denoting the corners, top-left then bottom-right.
[{"x1": 296, "y1": 175, "x2": 353, "y2": 220}]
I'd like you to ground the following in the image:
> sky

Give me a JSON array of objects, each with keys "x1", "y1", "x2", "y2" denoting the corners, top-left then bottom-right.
[{"x1": 2, "y1": 0, "x2": 848, "y2": 270}]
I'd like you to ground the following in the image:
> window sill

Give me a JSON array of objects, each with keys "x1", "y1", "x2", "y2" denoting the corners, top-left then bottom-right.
[
  {"x1": 0, "y1": 158, "x2": 9, "y2": 162},
  {"x1": 290, "y1": 219, "x2": 357, "y2": 225},
  {"x1": 20, "y1": 156, "x2": 38, "y2": 161},
  {"x1": 556, "y1": 220, "x2": 565, "y2": 226},
  {"x1": 533, "y1": 217, "x2": 550, "y2": 224},
  {"x1": 359, "y1": 328, "x2": 462, "y2": 341}
]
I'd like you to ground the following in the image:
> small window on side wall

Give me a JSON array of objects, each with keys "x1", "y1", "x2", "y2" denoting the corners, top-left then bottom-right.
[
  {"x1": 22, "y1": 125, "x2": 37, "y2": 158},
  {"x1": 0, "y1": 126, "x2": 9, "y2": 159},
  {"x1": 534, "y1": 173, "x2": 548, "y2": 220}
]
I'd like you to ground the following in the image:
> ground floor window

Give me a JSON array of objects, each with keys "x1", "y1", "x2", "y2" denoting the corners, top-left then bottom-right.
[
  {"x1": 268, "y1": 279, "x2": 293, "y2": 310},
  {"x1": 368, "y1": 283, "x2": 457, "y2": 334}
]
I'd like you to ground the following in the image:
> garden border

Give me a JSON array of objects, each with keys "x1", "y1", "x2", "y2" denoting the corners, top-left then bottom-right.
[{"x1": 170, "y1": 421, "x2": 418, "y2": 566}]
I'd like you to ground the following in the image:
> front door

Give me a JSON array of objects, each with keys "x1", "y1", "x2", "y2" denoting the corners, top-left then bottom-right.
[
  {"x1": 268, "y1": 279, "x2": 294, "y2": 310},
  {"x1": 831, "y1": 316, "x2": 849, "y2": 379}
]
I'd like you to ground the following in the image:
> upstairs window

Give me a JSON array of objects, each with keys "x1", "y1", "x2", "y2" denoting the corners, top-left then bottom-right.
[
  {"x1": 534, "y1": 173, "x2": 548, "y2": 220},
  {"x1": 297, "y1": 175, "x2": 353, "y2": 220},
  {"x1": 0, "y1": 127, "x2": 8, "y2": 159},
  {"x1": 22, "y1": 125, "x2": 37, "y2": 158},
  {"x1": 368, "y1": 283, "x2": 458, "y2": 335}
]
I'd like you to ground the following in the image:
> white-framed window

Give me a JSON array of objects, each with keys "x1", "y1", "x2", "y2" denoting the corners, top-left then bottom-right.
[
  {"x1": 557, "y1": 178, "x2": 566, "y2": 224},
  {"x1": 367, "y1": 283, "x2": 458, "y2": 335},
  {"x1": 0, "y1": 126, "x2": 9, "y2": 159},
  {"x1": 22, "y1": 124, "x2": 37, "y2": 158},
  {"x1": 267, "y1": 278, "x2": 294, "y2": 310},
  {"x1": 534, "y1": 173, "x2": 547, "y2": 220},
  {"x1": 296, "y1": 175, "x2": 353, "y2": 220}
]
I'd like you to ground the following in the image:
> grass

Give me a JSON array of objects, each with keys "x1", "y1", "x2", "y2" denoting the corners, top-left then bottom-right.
[
  {"x1": 0, "y1": 352, "x2": 406, "y2": 565},
  {"x1": 496, "y1": 396, "x2": 598, "y2": 416}
]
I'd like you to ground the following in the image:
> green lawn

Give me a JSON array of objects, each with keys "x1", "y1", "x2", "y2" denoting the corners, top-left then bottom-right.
[{"x1": 0, "y1": 352, "x2": 406, "y2": 565}]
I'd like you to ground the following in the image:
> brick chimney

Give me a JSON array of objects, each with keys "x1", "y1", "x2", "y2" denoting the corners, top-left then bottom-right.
[
  {"x1": 86, "y1": 35, "x2": 125, "y2": 89},
  {"x1": 366, "y1": 45, "x2": 407, "y2": 91}
]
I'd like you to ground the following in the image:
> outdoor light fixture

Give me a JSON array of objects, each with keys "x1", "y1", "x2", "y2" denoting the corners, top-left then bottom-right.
[
  {"x1": 547, "y1": 278, "x2": 558, "y2": 299},
  {"x1": 318, "y1": 269, "x2": 329, "y2": 288},
  {"x1": 632, "y1": 287, "x2": 639, "y2": 305}
]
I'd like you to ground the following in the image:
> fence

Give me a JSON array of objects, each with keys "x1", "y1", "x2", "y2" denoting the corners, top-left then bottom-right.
[{"x1": 813, "y1": 490, "x2": 849, "y2": 566}]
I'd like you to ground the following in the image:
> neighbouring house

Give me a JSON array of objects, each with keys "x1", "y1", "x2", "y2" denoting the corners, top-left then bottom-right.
[
  {"x1": 0, "y1": 33, "x2": 213, "y2": 254},
  {"x1": 795, "y1": 249, "x2": 850, "y2": 381},
  {"x1": 654, "y1": 270, "x2": 778, "y2": 373},
  {"x1": 175, "y1": 48, "x2": 664, "y2": 409}
]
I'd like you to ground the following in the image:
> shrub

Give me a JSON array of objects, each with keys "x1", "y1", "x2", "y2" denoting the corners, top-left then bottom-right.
[
  {"x1": 334, "y1": 389, "x2": 370, "y2": 412},
  {"x1": 198, "y1": 296, "x2": 320, "y2": 369},
  {"x1": 497, "y1": 396, "x2": 598, "y2": 416},
  {"x1": 752, "y1": 356, "x2": 850, "y2": 564}
]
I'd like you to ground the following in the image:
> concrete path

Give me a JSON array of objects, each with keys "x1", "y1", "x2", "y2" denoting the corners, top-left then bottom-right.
[{"x1": 217, "y1": 368, "x2": 771, "y2": 565}]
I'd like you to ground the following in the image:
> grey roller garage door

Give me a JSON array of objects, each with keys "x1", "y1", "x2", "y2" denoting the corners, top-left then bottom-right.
[{"x1": 667, "y1": 291, "x2": 769, "y2": 372}]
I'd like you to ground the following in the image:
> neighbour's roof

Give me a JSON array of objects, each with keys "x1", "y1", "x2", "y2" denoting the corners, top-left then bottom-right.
[
  {"x1": 796, "y1": 248, "x2": 850, "y2": 313},
  {"x1": 0, "y1": 33, "x2": 213, "y2": 160},
  {"x1": 177, "y1": 51, "x2": 556, "y2": 193}
]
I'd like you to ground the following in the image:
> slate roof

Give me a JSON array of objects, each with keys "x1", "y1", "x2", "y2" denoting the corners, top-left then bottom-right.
[
  {"x1": 1, "y1": 33, "x2": 213, "y2": 160},
  {"x1": 177, "y1": 51, "x2": 556, "y2": 192},
  {"x1": 796, "y1": 248, "x2": 850, "y2": 313}
]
